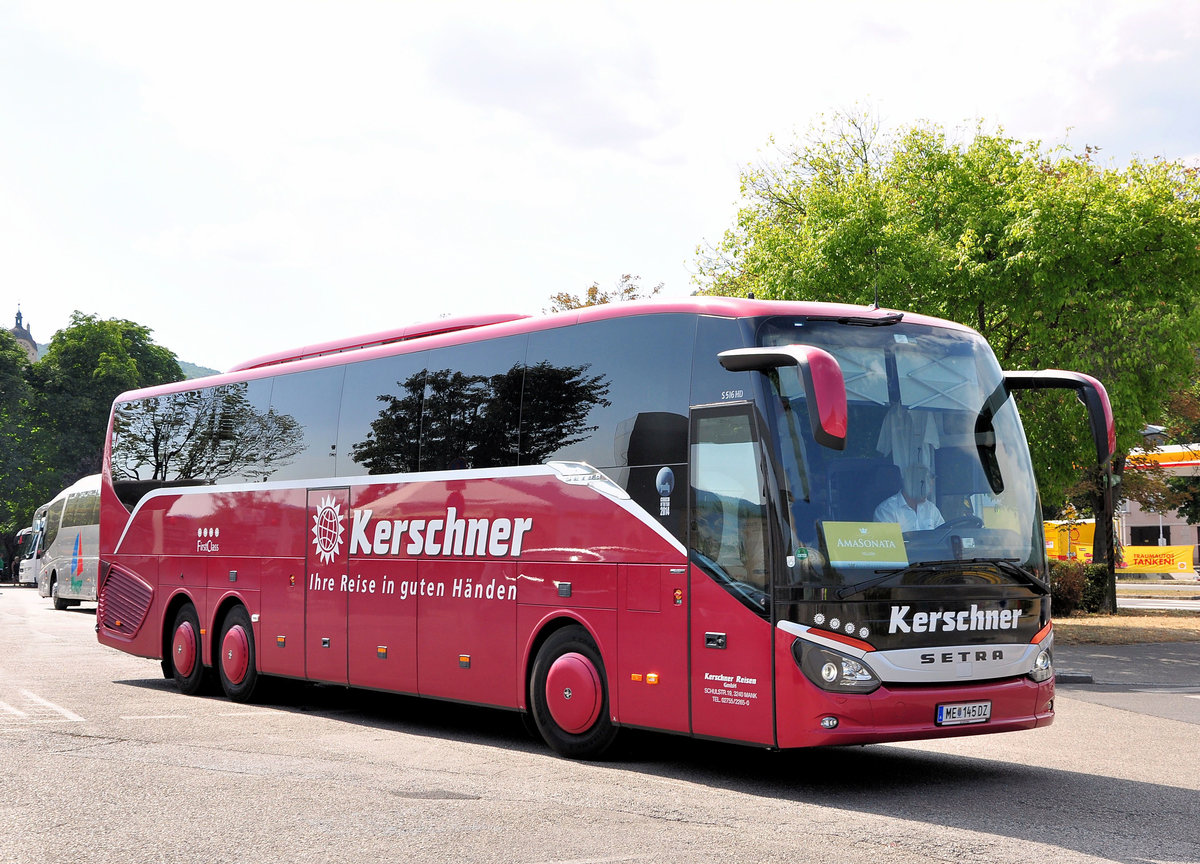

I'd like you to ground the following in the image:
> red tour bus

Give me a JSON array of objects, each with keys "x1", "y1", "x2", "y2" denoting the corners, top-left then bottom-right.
[{"x1": 97, "y1": 297, "x2": 1113, "y2": 758}]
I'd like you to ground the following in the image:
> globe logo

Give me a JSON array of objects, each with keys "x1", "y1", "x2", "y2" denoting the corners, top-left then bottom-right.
[
  {"x1": 655, "y1": 467, "x2": 675, "y2": 497},
  {"x1": 311, "y1": 496, "x2": 345, "y2": 565}
]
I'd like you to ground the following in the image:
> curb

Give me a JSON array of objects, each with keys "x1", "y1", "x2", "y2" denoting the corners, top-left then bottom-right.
[{"x1": 1055, "y1": 673, "x2": 1095, "y2": 684}]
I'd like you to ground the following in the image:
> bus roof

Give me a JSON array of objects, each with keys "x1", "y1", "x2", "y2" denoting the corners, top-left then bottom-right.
[
  {"x1": 41, "y1": 474, "x2": 102, "y2": 507},
  {"x1": 227, "y1": 312, "x2": 532, "y2": 372},
  {"x1": 116, "y1": 295, "x2": 974, "y2": 404}
]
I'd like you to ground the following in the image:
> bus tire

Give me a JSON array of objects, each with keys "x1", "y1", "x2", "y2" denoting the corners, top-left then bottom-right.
[
  {"x1": 169, "y1": 605, "x2": 206, "y2": 696},
  {"x1": 529, "y1": 625, "x2": 618, "y2": 759},
  {"x1": 217, "y1": 605, "x2": 259, "y2": 703},
  {"x1": 52, "y1": 578, "x2": 68, "y2": 611}
]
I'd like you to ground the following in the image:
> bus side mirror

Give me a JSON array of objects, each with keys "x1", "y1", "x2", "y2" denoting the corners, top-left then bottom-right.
[
  {"x1": 718, "y1": 345, "x2": 848, "y2": 450},
  {"x1": 1004, "y1": 370, "x2": 1115, "y2": 465}
]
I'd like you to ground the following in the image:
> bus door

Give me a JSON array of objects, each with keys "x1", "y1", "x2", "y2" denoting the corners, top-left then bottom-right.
[
  {"x1": 688, "y1": 403, "x2": 776, "y2": 746},
  {"x1": 306, "y1": 488, "x2": 350, "y2": 683}
]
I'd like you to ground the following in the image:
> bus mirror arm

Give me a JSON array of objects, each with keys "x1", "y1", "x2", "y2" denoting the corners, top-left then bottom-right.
[
  {"x1": 1004, "y1": 370, "x2": 1115, "y2": 465},
  {"x1": 718, "y1": 346, "x2": 848, "y2": 451}
]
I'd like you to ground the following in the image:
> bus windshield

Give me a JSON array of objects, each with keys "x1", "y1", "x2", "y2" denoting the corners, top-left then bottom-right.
[{"x1": 756, "y1": 316, "x2": 1042, "y2": 591}]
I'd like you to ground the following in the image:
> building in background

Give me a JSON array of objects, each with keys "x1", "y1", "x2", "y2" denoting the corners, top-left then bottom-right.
[
  {"x1": 9, "y1": 307, "x2": 37, "y2": 363},
  {"x1": 1122, "y1": 444, "x2": 1200, "y2": 572}
]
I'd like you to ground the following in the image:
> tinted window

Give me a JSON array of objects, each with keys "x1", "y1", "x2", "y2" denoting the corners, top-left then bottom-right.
[
  {"x1": 691, "y1": 315, "x2": 753, "y2": 408},
  {"x1": 420, "y1": 336, "x2": 528, "y2": 471},
  {"x1": 522, "y1": 315, "x2": 694, "y2": 469},
  {"x1": 338, "y1": 350, "x2": 429, "y2": 476},
  {"x1": 265, "y1": 366, "x2": 346, "y2": 482},
  {"x1": 62, "y1": 490, "x2": 100, "y2": 527},
  {"x1": 111, "y1": 387, "x2": 231, "y2": 507},
  {"x1": 43, "y1": 500, "x2": 65, "y2": 549},
  {"x1": 211, "y1": 378, "x2": 284, "y2": 484}
]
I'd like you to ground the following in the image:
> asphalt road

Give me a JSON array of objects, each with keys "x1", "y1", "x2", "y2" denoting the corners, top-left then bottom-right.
[{"x1": 2, "y1": 585, "x2": 1198, "y2": 864}]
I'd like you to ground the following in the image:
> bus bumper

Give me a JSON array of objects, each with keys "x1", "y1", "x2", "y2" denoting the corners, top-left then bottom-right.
[{"x1": 775, "y1": 635, "x2": 1055, "y2": 749}]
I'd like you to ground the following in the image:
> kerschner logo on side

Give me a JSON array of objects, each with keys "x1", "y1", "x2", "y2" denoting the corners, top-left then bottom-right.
[
  {"x1": 349, "y1": 506, "x2": 533, "y2": 558},
  {"x1": 889, "y1": 604, "x2": 1022, "y2": 634}
]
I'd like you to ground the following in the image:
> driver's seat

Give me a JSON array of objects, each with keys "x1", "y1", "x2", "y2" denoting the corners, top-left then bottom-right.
[{"x1": 828, "y1": 460, "x2": 902, "y2": 522}]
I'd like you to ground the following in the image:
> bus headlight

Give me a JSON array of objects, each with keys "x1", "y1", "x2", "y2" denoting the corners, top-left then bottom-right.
[
  {"x1": 1028, "y1": 645, "x2": 1053, "y2": 683},
  {"x1": 794, "y1": 641, "x2": 881, "y2": 694}
]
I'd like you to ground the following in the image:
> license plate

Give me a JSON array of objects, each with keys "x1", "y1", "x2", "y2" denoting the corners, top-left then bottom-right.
[{"x1": 936, "y1": 700, "x2": 991, "y2": 726}]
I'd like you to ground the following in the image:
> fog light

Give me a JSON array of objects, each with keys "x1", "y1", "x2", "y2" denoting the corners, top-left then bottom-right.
[{"x1": 820, "y1": 716, "x2": 839, "y2": 729}]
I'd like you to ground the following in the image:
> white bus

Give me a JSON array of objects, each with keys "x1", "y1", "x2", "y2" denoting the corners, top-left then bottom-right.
[
  {"x1": 17, "y1": 514, "x2": 45, "y2": 587},
  {"x1": 33, "y1": 475, "x2": 101, "y2": 609},
  {"x1": 9, "y1": 527, "x2": 34, "y2": 582}
]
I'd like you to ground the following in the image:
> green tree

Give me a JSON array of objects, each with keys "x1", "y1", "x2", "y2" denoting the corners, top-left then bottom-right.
[
  {"x1": 1, "y1": 330, "x2": 36, "y2": 541},
  {"x1": 25, "y1": 312, "x2": 184, "y2": 502},
  {"x1": 546, "y1": 274, "x2": 663, "y2": 313},
  {"x1": 1160, "y1": 378, "x2": 1200, "y2": 524},
  {"x1": 698, "y1": 112, "x2": 1200, "y2": 602}
]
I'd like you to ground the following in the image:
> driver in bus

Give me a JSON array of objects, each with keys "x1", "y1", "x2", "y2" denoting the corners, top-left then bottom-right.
[{"x1": 874, "y1": 464, "x2": 945, "y2": 532}]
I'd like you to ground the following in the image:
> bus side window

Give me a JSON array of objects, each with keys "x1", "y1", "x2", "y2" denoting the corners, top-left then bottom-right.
[{"x1": 690, "y1": 406, "x2": 770, "y2": 612}]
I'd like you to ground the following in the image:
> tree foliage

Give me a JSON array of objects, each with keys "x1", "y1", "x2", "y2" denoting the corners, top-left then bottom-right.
[
  {"x1": 0, "y1": 330, "x2": 36, "y2": 539},
  {"x1": 697, "y1": 112, "x2": 1200, "y2": 526},
  {"x1": 546, "y1": 274, "x2": 664, "y2": 313},
  {"x1": 4, "y1": 312, "x2": 183, "y2": 532}
]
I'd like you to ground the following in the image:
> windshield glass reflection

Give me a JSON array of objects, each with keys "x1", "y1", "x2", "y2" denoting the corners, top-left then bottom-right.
[{"x1": 756, "y1": 317, "x2": 1042, "y2": 592}]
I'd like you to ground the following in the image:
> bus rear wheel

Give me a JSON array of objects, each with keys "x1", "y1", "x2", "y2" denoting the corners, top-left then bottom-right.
[
  {"x1": 530, "y1": 625, "x2": 618, "y2": 759},
  {"x1": 169, "y1": 605, "x2": 206, "y2": 695},
  {"x1": 217, "y1": 605, "x2": 260, "y2": 703}
]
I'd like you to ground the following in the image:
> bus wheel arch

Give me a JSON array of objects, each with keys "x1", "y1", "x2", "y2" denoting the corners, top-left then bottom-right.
[
  {"x1": 527, "y1": 621, "x2": 618, "y2": 759},
  {"x1": 214, "y1": 601, "x2": 260, "y2": 703}
]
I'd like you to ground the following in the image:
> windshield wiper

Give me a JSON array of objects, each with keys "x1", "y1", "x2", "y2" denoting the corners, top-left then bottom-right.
[
  {"x1": 835, "y1": 557, "x2": 1049, "y2": 600},
  {"x1": 987, "y1": 558, "x2": 1051, "y2": 595}
]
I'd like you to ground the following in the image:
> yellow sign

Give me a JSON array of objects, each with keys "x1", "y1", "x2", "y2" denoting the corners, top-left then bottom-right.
[
  {"x1": 822, "y1": 521, "x2": 908, "y2": 569},
  {"x1": 1119, "y1": 545, "x2": 1195, "y2": 574}
]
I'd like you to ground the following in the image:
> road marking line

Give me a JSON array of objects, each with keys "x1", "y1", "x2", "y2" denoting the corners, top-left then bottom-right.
[
  {"x1": 20, "y1": 689, "x2": 85, "y2": 722},
  {"x1": 120, "y1": 715, "x2": 190, "y2": 720},
  {"x1": 0, "y1": 700, "x2": 28, "y2": 718}
]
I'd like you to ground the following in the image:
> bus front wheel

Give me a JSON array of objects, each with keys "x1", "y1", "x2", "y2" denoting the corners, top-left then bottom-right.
[
  {"x1": 217, "y1": 605, "x2": 260, "y2": 703},
  {"x1": 530, "y1": 625, "x2": 618, "y2": 759},
  {"x1": 169, "y1": 605, "x2": 206, "y2": 695}
]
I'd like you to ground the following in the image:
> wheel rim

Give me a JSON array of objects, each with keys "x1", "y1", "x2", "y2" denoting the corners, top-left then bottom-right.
[
  {"x1": 172, "y1": 621, "x2": 197, "y2": 678},
  {"x1": 221, "y1": 624, "x2": 250, "y2": 685},
  {"x1": 544, "y1": 651, "x2": 602, "y2": 734}
]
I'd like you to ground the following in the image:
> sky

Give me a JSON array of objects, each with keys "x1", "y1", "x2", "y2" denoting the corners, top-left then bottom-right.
[{"x1": 2, "y1": 1, "x2": 1199, "y2": 373}]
